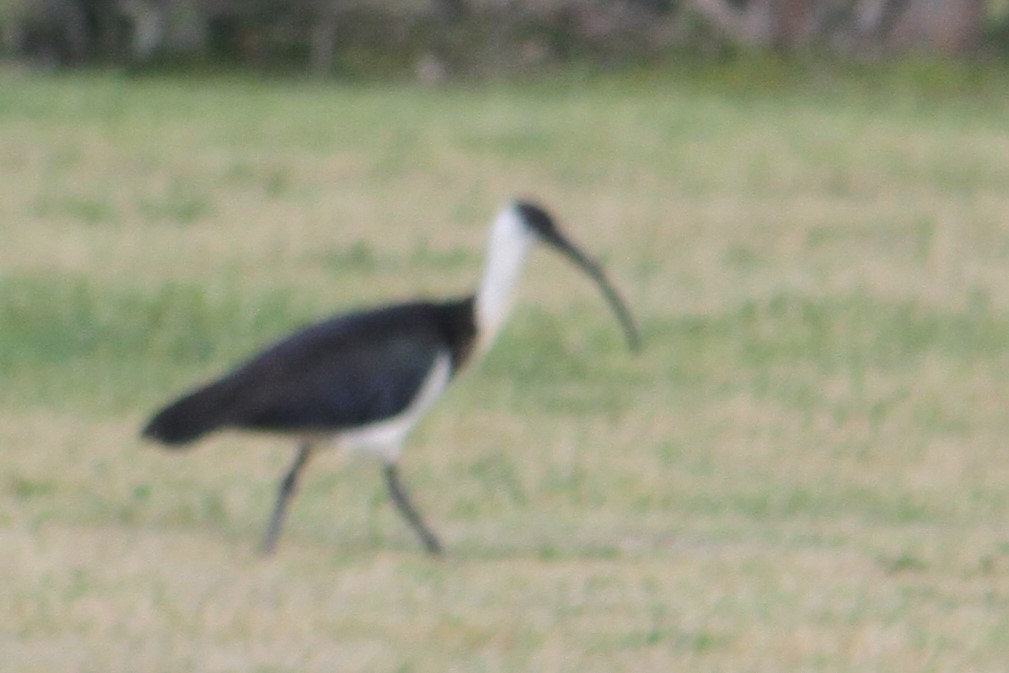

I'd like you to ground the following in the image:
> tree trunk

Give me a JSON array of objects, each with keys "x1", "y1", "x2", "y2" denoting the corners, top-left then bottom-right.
[
  {"x1": 309, "y1": 6, "x2": 337, "y2": 75},
  {"x1": 770, "y1": 0, "x2": 814, "y2": 47},
  {"x1": 120, "y1": 0, "x2": 167, "y2": 60}
]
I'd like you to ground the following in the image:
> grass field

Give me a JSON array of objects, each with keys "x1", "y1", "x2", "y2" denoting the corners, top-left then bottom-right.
[{"x1": 3, "y1": 60, "x2": 1009, "y2": 671}]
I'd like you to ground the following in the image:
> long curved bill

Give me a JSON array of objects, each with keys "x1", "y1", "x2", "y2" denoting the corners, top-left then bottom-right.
[{"x1": 549, "y1": 233, "x2": 641, "y2": 353}]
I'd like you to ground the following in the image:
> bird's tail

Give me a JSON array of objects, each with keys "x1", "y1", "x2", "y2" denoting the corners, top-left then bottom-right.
[{"x1": 142, "y1": 383, "x2": 232, "y2": 447}]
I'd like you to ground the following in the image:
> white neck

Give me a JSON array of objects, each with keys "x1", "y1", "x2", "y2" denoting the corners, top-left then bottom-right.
[{"x1": 475, "y1": 205, "x2": 535, "y2": 352}]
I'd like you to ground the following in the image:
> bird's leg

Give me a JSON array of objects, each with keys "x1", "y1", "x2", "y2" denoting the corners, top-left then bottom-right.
[
  {"x1": 260, "y1": 441, "x2": 315, "y2": 555},
  {"x1": 383, "y1": 463, "x2": 443, "y2": 555}
]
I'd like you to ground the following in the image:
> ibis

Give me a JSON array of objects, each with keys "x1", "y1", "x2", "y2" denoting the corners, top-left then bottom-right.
[{"x1": 142, "y1": 200, "x2": 639, "y2": 555}]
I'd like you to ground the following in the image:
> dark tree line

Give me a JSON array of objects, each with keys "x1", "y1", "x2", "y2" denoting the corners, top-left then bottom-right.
[{"x1": 1, "y1": 0, "x2": 1002, "y2": 72}]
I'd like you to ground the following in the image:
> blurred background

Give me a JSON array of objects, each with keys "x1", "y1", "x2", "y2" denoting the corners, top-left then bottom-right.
[{"x1": 2, "y1": 0, "x2": 1008, "y2": 76}]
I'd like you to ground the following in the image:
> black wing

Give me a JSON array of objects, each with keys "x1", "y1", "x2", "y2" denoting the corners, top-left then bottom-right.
[{"x1": 143, "y1": 298, "x2": 476, "y2": 445}]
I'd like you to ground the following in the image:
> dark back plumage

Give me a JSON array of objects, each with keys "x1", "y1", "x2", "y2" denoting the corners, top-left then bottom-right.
[{"x1": 143, "y1": 297, "x2": 477, "y2": 446}]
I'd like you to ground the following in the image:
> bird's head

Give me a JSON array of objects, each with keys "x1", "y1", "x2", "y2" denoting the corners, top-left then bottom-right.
[{"x1": 507, "y1": 199, "x2": 641, "y2": 352}]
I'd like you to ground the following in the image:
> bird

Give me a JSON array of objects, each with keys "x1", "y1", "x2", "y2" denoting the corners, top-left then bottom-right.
[{"x1": 142, "y1": 200, "x2": 640, "y2": 555}]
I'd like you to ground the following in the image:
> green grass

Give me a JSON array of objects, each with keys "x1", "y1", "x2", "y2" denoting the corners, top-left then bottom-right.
[{"x1": 3, "y1": 61, "x2": 1009, "y2": 671}]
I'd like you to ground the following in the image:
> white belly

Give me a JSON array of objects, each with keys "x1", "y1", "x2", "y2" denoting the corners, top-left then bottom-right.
[{"x1": 336, "y1": 353, "x2": 452, "y2": 463}]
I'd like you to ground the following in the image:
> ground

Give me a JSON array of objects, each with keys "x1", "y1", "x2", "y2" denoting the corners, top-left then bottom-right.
[{"x1": 2, "y1": 60, "x2": 1009, "y2": 671}]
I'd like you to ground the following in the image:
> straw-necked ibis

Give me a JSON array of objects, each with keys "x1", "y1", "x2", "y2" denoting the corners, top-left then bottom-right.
[{"x1": 142, "y1": 200, "x2": 639, "y2": 555}]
